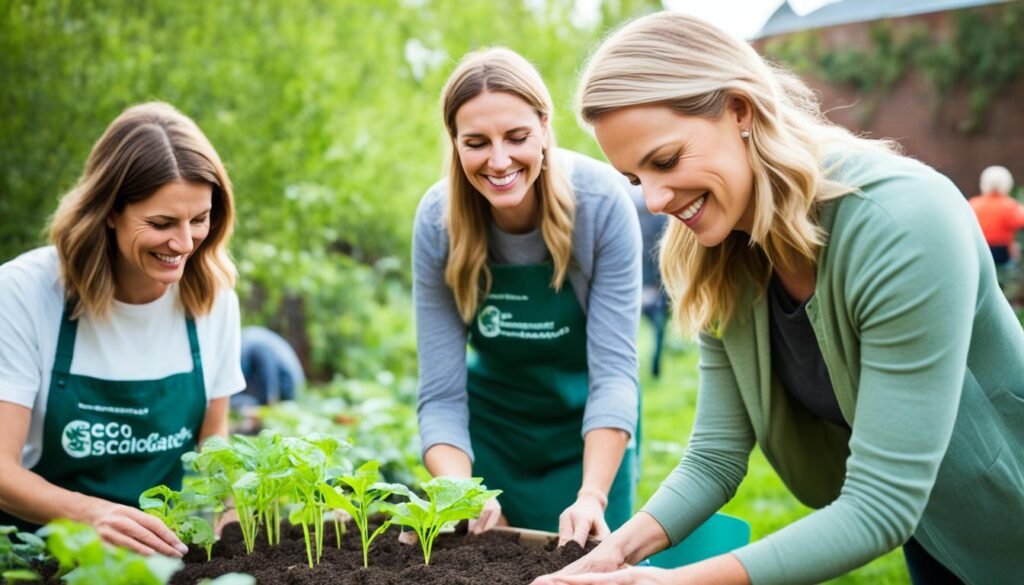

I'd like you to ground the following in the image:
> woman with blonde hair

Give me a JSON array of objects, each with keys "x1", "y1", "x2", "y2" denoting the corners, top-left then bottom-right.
[
  {"x1": 0, "y1": 102, "x2": 245, "y2": 557},
  {"x1": 413, "y1": 47, "x2": 642, "y2": 544},
  {"x1": 534, "y1": 11, "x2": 1024, "y2": 585}
]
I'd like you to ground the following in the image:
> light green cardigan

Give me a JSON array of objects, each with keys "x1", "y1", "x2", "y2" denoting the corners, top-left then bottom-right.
[{"x1": 643, "y1": 151, "x2": 1024, "y2": 585}]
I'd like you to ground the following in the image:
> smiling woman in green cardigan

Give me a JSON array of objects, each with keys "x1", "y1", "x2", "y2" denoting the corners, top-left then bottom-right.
[{"x1": 532, "y1": 11, "x2": 1024, "y2": 585}]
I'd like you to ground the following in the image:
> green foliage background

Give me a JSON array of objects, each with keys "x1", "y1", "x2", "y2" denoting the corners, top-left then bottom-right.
[{"x1": 0, "y1": 0, "x2": 658, "y2": 379}]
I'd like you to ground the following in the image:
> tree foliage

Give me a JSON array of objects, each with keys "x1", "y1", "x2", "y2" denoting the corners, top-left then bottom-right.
[{"x1": 0, "y1": 0, "x2": 658, "y2": 378}]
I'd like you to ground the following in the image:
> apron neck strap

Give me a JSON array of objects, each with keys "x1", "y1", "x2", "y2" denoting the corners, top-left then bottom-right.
[
  {"x1": 53, "y1": 303, "x2": 78, "y2": 376},
  {"x1": 185, "y1": 316, "x2": 201, "y2": 370}
]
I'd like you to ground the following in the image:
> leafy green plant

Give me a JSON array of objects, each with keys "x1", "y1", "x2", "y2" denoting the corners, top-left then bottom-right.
[
  {"x1": 0, "y1": 525, "x2": 46, "y2": 582},
  {"x1": 278, "y1": 434, "x2": 345, "y2": 568},
  {"x1": 138, "y1": 485, "x2": 216, "y2": 561},
  {"x1": 182, "y1": 436, "x2": 262, "y2": 555},
  {"x1": 320, "y1": 460, "x2": 405, "y2": 567},
  {"x1": 37, "y1": 520, "x2": 182, "y2": 585},
  {"x1": 383, "y1": 477, "x2": 501, "y2": 565},
  {"x1": 180, "y1": 432, "x2": 350, "y2": 568}
]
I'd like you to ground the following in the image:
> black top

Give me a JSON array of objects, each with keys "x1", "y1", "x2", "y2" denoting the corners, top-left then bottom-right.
[{"x1": 767, "y1": 275, "x2": 849, "y2": 428}]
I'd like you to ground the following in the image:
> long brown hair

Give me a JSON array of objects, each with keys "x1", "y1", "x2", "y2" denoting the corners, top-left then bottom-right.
[
  {"x1": 441, "y1": 48, "x2": 576, "y2": 323},
  {"x1": 49, "y1": 102, "x2": 236, "y2": 319}
]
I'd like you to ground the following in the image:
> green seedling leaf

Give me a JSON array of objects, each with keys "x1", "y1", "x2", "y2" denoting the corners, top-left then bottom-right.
[
  {"x1": 383, "y1": 476, "x2": 500, "y2": 565},
  {"x1": 320, "y1": 460, "x2": 400, "y2": 567},
  {"x1": 2, "y1": 569, "x2": 42, "y2": 582}
]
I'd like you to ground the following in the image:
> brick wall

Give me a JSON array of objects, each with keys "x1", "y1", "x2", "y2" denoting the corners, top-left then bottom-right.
[{"x1": 755, "y1": 6, "x2": 1024, "y2": 197}]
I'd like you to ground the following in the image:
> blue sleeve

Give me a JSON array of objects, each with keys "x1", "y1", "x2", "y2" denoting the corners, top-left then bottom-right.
[
  {"x1": 576, "y1": 162, "x2": 643, "y2": 439},
  {"x1": 412, "y1": 185, "x2": 475, "y2": 461}
]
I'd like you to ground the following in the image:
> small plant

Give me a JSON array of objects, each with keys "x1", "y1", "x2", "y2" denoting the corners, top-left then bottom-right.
[
  {"x1": 1, "y1": 525, "x2": 47, "y2": 582},
  {"x1": 383, "y1": 477, "x2": 501, "y2": 565},
  {"x1": 182, "y1": 435, "x2": 263, "y2": 555},
  {"x1": 38, "y1": 520, "x2": 182, "y2": 585},
  {"x1": 320, "y1": 460, "x2": 405, "y2": 567},
  {"x1": 139, "y1": 485, "x2": 217, "y2": 560}
]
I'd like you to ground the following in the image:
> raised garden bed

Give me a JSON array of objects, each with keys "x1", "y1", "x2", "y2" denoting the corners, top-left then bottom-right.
[{"x1": 170, "y1": 521, "x2": 591, "y2": 585}]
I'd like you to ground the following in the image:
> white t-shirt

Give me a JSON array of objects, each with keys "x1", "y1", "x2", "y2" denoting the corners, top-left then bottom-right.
[{"x1": 0, "y1": 247, "x2": 246, "y2": 468}]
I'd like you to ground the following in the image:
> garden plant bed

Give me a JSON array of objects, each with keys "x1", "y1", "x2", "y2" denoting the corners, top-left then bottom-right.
[{"x1": 170, "y1": 520, "x2": 592, "y2": 585}]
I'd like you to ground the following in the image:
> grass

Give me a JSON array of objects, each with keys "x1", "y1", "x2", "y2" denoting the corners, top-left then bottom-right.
[{"x1": 635, "y1": 322, "x2": 909, "y2": 584}]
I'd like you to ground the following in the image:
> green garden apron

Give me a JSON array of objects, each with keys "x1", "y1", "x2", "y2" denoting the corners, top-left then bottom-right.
[
  {"x1": 0, "y1": 304, "x2": 207, "y2": 531},
  {"x1": 467, "y1": 262, "x2": 637, "y2": 532}
]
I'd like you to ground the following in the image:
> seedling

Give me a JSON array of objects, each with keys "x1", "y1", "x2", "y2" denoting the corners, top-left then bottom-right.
[
  {"x1": 1, "y1": 525, "x2": 46, "y2": 582},
  {"x1": 319, "y1": 460, "x2": 405, "y2": 567},
  {"x1": 139, "y1": 485, "x2": 216, "y2": 560},
  {"x1": 383, "y1": 477, "x2": 500, "y2": 565},
  {"x1": 38, "y1": 520, "x2": 182, "y2": 585},
  {"x1": 182, "y1": 435, "x2": 262, "y2": 554}
]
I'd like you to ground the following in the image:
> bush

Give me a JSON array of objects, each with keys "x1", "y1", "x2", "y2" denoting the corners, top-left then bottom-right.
[{"x1": 0, "y1": 0, "x2": 658, "y2": 379}]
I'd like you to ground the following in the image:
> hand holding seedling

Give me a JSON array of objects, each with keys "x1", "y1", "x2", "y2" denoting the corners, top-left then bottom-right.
[
  {"x1": 86, "y1": 498, "x2": 189, "y2": 558},
  {"x1": 139, "y1": 485, "x2": 216, "y2": 560}
]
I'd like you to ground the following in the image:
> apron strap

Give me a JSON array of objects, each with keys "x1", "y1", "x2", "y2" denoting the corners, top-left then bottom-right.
[
  {"x1": 185, "y1": 317, "x2": 202, "y2": 372},
  {"x1": 53, "y1": 303, "x2": 78, "y2": 378}
]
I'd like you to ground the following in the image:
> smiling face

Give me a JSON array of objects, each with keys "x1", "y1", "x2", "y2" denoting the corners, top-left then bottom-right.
[
  {"x1": 593, "y1": 101, "x2": 755, "y2": 247},
  {"x1": 454, "y1": 90, "x2": 550, "y2": 233},
  {"x1": 108, "y1": 180, "x2": 213, "y2": 303}
]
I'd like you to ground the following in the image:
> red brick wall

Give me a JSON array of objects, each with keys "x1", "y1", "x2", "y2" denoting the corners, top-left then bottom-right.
[{"x1": 755, "y1": 6, "x2": 1024, "y2": 197}]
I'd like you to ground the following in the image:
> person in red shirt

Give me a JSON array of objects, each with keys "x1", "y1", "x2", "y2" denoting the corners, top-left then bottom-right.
[{"x1": 969, "y1": 165, "x2": 1024, "y2": 266}]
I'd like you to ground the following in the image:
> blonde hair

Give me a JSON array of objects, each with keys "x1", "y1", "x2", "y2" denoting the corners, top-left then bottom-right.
[
  {"x1": 441, "y1": 47, "x2": 576, "y2": 323},
  {"x1": 577, "y1": 12, "x2": 897, "y2": 335},
  {"x1": 49, "y1": 102, "x2": 236, "y2": 320},
  {"x1": 980, "y1": 165, "x2": 1013, "y2": 195}
]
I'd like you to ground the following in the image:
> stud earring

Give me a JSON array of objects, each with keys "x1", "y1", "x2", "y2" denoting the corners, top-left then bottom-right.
[{"x1": 740, "y1": 129, "x2": 751, "y2": 139}]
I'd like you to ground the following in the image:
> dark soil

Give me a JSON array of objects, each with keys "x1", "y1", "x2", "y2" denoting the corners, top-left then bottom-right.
[{"x1": 169, "y1": 519, "x2": 593, "y2": 585}]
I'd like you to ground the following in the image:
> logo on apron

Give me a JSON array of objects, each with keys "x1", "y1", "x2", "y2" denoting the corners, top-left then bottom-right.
[
  {"x1": 478, "y1": 305, "x2": 502, "y2": 338},
  {"x1": 475, "y1": 305, "x2": 571, "y2": 341},
  {"x1": 60, "y1": 419, "x2": 194, "y2": 459},
  {"x1": 62, "y1": 420, "x2": 92, "y2": 459}
]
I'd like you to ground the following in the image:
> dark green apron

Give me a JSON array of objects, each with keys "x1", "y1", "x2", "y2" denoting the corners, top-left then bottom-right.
[
  {"x1": 0, "y1": 304, "x2": 208, "y2": 530},
  {"x1": 467, "y1": 263, "x2": 637, "y2": 532}
]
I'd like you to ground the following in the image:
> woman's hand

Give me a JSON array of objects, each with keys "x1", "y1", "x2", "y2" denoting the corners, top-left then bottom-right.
[
  {"x1": 85, "y1": 500, "x2": 188, "y2": 557},
  {"x1": 559, "y1": 487, "x2": 610, "y2": 546},
  {"x1": 535, "y1": 537, "x2": 629, "y2": 584},
  {"x1": 534, "y1": 566, "x2": 681, "y2": 585},
  {"x1": 468, "y1": 497, "x2": 506, "y2": 534}
]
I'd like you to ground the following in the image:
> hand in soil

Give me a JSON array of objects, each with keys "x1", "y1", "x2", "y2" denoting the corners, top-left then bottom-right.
[
  {"x1": 533, "y1": 538, "x2": 628, "y2": 584},
  {"x1": 468, "y1": 496, "x2": 506, "y2": 534},
  {"x1": 531, "y1": 565, "x2": 680, "y2": 585},
  {"x1": 558, "y1": 489, "x2": 610, "y2": 547}
]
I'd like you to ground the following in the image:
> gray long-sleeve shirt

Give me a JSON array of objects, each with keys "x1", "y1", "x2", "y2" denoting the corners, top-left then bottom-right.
[{"x1": 412, "y1": 148, "x2": 642, "y2": 461}]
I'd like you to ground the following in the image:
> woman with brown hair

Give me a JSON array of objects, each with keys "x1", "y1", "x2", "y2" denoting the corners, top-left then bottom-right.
[
  {"x1": 0, "y1": 102, "x2": 245, "y2": 557},
  {"x1": 413, "y1": 47, "x2": 643, "y2": 546}
]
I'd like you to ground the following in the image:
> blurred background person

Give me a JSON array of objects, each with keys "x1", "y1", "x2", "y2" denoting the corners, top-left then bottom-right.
[
  {"x1": 969, "y1": 165, "x2": 1024, "y2": 268},
  {"x1": 232, "y1": 325, "x2": 305, "y2": 409}
]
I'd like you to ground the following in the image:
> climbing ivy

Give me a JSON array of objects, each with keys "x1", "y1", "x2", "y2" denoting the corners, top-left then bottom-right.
[{"x1": 763, "y1": 3, "x2": 1024, "y2": 132}]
